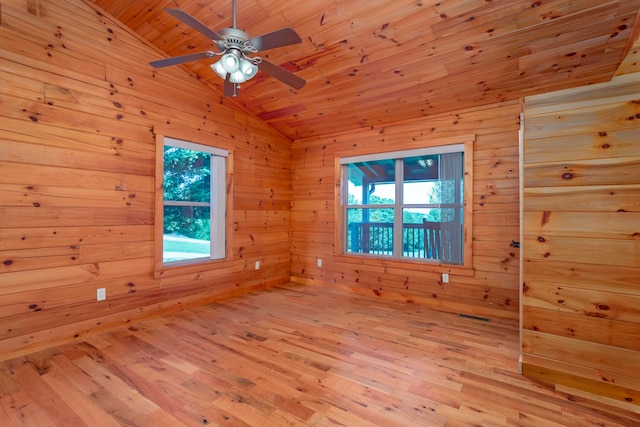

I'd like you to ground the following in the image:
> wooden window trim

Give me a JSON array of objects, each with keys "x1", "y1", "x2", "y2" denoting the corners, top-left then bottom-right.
[
  {"x1": 334, "y1": 134, "x2": 475, "y2": 276},
  {"x1": 153, "y1": 126, "x2": 234, "y2": 279}
]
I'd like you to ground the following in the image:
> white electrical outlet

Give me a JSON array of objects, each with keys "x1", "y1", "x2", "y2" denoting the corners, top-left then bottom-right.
[
  {"x1": 255, "y1": 260, "x2": 260, "y2": 270},
  {"x1": 96, "y1": 288, "x2": 106, "y2": 301},
  {"x1": 317, "y1": 258, "x2": 322, "y2": 267},
  {"x1": 442, "y1": 273, "x2": 449, "y2": 283}
]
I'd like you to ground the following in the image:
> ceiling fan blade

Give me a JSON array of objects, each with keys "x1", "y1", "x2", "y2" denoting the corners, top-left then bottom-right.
[
  {"x1": 224, "y1": 76, "x2": 237, "y2": 97},
  {"x1": 250, "y1": 28, "x2": 302, "y2": 52},
  {"x1": 258, "y1": 59, "x2": 306, "y2": 90},
  {"x1": 149, "y1": 51, "x2": 217, "y2": 68},
  {"x1": 164, "y1": 8, "x2": 224, "y2": 42}
]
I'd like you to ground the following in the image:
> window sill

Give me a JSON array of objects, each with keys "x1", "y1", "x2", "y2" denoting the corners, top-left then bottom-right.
[{"x1": 335, "y1": 253, "x2": 475, "y2": 277}]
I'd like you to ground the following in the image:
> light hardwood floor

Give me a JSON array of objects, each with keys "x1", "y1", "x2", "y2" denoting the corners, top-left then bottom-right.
[{"x1": 0, "y1": 284, "x2": 638, "y2": 426}]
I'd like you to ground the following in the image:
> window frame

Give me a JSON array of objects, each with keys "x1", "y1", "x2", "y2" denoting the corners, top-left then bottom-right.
[
  {"x1": 153, "y1": 127, "x2": 234, "y2": 278},
  {"x1": 335, "y1": 135, "x2": 474, "y2": 274}
]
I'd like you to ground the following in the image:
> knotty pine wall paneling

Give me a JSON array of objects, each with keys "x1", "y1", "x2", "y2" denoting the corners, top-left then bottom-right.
[
  {"x1": 0, "y1": 0, "x2": 292, "y2": 361},
  {"x1": 522, "y1": 72, "x2": 640, "y2": 408},
  {"x1": 290, "y1": 101, "x2": 522, "y2": 320}
]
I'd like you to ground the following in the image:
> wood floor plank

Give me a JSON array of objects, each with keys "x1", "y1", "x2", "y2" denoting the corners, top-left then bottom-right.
[
  {"x1": 40, "y1": 369, "x2": 122, "y2": 427},
  {"x1": 0, "y1": 284, "x2": 638, "y2": 426}
]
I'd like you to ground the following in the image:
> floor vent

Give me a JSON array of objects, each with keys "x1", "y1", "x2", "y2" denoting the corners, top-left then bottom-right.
[{"x1": 458, "y1": 313, "x2": 491, "y2": 322}]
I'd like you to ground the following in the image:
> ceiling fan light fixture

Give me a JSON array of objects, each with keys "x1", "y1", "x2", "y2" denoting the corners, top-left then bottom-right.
[
  {"x1": 219, "y1": 51, "x2": 241, "y2": 73},
  {"x1": 211, "y1": 60, "x2": 227, "y2": 79},
  {"x1": 239, "y1": 58, "x2": 258, "y2": 79},
  {"x1": 229, "y1": 70, "x2": 247, "y2": 83},
  {"x1": 215, "y1": 57, "x2": 258, "y2": 83}
]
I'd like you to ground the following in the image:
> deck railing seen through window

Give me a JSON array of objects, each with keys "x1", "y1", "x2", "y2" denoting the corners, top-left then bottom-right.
[{"x1": 347, "y1": 220, "x2": 444, "y2": 259}]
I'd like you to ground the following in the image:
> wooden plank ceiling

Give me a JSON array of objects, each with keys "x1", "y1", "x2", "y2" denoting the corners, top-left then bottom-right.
[{"x1": 89, "y1": 0, "x2": 640, "y2": 140}]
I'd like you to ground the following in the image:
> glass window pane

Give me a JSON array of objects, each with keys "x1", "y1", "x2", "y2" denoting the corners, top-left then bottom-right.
[
  {"x1": 163, "y1": 206, "x2": 210, "y2": 262},
  {"x1": 402, "y1": 208, "x2": 440, "y2": 259},
  {"x1": 164, "y1": 146, "x2": 211, "y2": 202},
  {"x1": 403, "y1": 155, "x2": 439, "y2": 204},
  {"x1": 402, "y1": 208, "x2": 432, "y2": 224},
  {"x1": 342, "y1": 147, "x2": 466, "y2": 265},
  {"x1": 403, "y1": 180, "x2": 438, "y2": 205},
  {"x1": 346, "y1": 208, "x2": 394, "y2": 255},
  {"x1": 347, "y1": 160, "x2": 395, "y2": 205}
]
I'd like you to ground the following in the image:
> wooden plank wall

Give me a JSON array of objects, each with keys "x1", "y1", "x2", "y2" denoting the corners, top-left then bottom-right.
[
  {"x1": 0, "y1": 0, "x2": 292, "y2": 361},
  {"x1": 290, "y1": 101, "x2": 522, "y2": 320},
  {"x1": 522, "y1": 71, "x2": 640, "y2": 408}
]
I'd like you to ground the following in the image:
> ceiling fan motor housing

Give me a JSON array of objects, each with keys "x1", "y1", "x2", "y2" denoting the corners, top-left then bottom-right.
[{"x1": 218, "y1": 28, "x2": 257, "y2": 53}]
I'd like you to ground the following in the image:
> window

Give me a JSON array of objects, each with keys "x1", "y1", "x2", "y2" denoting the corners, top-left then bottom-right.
[
  {"x1": 161, "y1": 137, "x2": 227, "y2": 265},
  {"x1": 340, "y1": 143, "x2": 470, "y2": 266}
]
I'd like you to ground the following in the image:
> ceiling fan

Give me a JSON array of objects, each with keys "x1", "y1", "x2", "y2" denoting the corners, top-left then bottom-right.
[{"x1": 149, "y1": 0, "x2": 306, "y2": 96}]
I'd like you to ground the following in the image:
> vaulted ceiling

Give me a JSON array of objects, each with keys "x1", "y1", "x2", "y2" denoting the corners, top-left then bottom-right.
[{"x1": 89, "y1": 0, "x2": 640, "y2": 140}]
